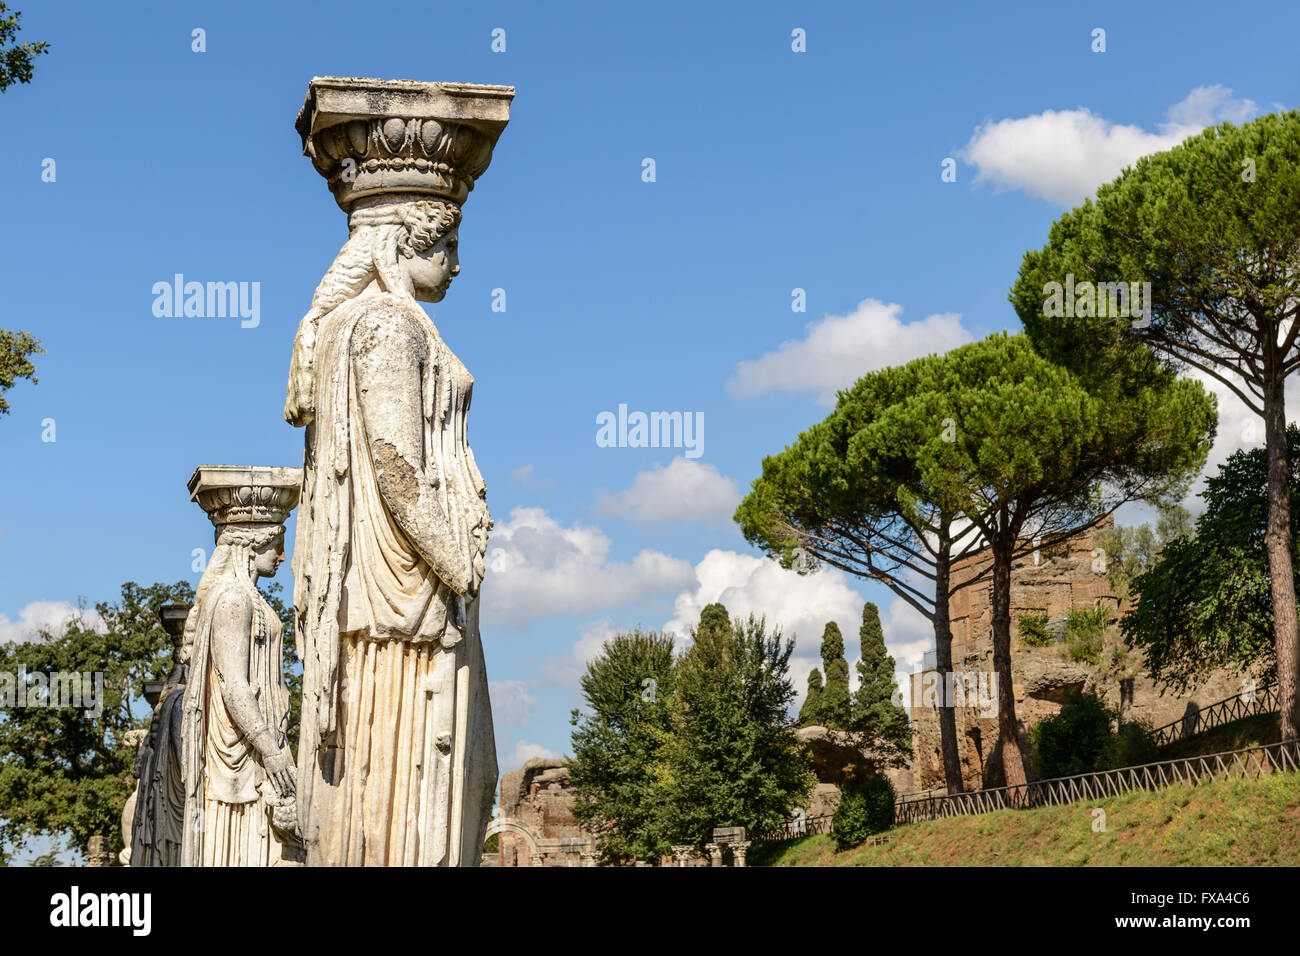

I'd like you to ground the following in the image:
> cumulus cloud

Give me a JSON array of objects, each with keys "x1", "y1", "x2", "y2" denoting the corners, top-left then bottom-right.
[
  {"x1": 593, "y1": 458, "x2": 742, "y2": 526},
  {"x1": 790, "y1": 595, "x2": 934, "y2": 713},
  {"x1": 499, "y1": 739, "x2": 561, "y2": 771},
  {"x1": 540, "y1": 618, "x2": 620, "y2": 688},
  {"x1": 961, "y1": 85, "x2": 1258, "y2": 206},
  {"x1": 489, "y1": 679, "x2": 539, "y2": 727},
  {"x1": 664, "y1": 549, "x2": 867, "y2": 659},
  {"x1": 883, "y1": 598, "x2": 935, "y2": 711},
  {"x1": 510, "y1": 464, "x2": 553, "y2": 490},
  {"x1": 1180, "y1": 369, "x2": 1300, "y2": 506},
  {"x1": 728, "y1": 299, "x2": 973, "y2": 405},
  {"x1": 482, "y1": 508, "x2": 695, "y2": 628},
  {"x1": 0, "y1": 601, "x2": 103, "y2": 644}
]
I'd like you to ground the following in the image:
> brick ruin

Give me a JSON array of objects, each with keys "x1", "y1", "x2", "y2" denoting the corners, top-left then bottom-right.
[
  {"x1": 907, "y1": 516, "x2": 1244, "y2": 791},
  {"x1": 489, "y1": 758, "x2": 597, "y2": 866}
]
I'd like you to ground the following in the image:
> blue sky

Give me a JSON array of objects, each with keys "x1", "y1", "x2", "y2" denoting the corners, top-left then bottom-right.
[{"x1": 2, "y1": 0, "x2": 1299, "y2": 783}]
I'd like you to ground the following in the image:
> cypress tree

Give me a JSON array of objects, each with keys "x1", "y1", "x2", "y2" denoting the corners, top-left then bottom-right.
[
  {"x1": 798, "y1": 668, "x2": 824, "y2": 727},
  {"x1": 853, "y1": 601, "x2": 910, "y2": 760},
  {"x1": 819, "y1": 621, "x2": 852, "y2": 730}
]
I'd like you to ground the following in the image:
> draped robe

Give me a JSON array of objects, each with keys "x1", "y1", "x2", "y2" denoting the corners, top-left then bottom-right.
[
  {"x1": 293, "y1": 291, "x2": 497, "y2": 866},
  {"x1": 179, "y1": 580, "x2": 291, "y2": 866},
  {"x1": 129, "y1": 678, "x2": 185, "y2": 866}
]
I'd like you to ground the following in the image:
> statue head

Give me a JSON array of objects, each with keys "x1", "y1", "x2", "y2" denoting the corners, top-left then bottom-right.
[
  {"x1": 355, "y1": 197, "x2": 462, "y2": 304},
  {"x1": 215, "y1": 523, "x2": 286, "y2": 581},
  {"x1": 185, "y1": 466, "x2": 301, "y2": 615},
  {"x1": 285, "y1": 196, "x2": 462, "y2": 427}
]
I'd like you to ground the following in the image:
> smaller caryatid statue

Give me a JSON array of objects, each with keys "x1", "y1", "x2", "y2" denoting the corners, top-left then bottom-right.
[
  {"x1": 180, "y1": 466, "x2": 302, "y2": 867},
  {"x1": 128, "y1": 604, "x2": 191, "y2": 866}
]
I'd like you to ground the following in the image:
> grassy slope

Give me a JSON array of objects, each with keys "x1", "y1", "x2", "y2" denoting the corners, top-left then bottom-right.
[
  {"x1": 755, "y1": 769, "x2": 1300, "y2": 866},
  {"x1": 1158, "y1": 712, "x2": 1280, "y2": 760}
]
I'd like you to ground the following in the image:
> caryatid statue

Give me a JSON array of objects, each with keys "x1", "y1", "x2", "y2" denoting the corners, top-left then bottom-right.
[
  {"x1": 180, "y1": 466, "x2": 302, "y2": 867},
  {"x1": 285, "y1": 77, "x2": 512, "y2": 866},
  {"x1": 128, "y1": 604, "x2": 191, "y2": 866}
]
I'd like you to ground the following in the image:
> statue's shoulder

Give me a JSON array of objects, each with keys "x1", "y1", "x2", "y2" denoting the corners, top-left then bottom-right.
[
  {"x1": 206, "y1": 581, "x2": 256, "y2": 620},
  {"x1": 346, "y1": 292, "x2": 430, "y2": 359}
]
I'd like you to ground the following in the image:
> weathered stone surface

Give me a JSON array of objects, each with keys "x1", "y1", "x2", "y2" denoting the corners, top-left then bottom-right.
[
  {"x1": 910, "y1": 516, "x2": 1247, "y2": 791},
  {"x1": 794, "y1": 725, "x2": 913, "y2": 815},
  {"x1": 796, "y1": 726, "x2": 865, "y2": 787},
  {"x1": 126, "y1": 604, "x2": 191, "y2": 867},
  {"x1": 806, "y1": 782, "x2": 842, "y2": 818},
  {"x1": 180, "y1": 467, "x2": 302, "y2": 867},
  {"x1": 493, "y1": 757, "x2": 598, "y2": 866},
  {"x1": 1021, "y1": 659, "x2": 1094, "y2": 703},
  {"x1": 287, "y1": 77, "x2": 512, "y2": 867}
]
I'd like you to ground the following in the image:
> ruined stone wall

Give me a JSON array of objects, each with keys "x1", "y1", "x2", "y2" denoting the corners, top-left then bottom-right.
[
  {"x1": 495, "y1": 757, "x2": 596, "y2": 866},
  {"x1": 909, "y1": 517, "x2": 1244, "y2": 791}
]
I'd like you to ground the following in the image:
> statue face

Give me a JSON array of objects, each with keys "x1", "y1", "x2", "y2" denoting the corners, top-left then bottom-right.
[
  {"x1": 253, "y1": 533, "x2": 285, "y2": 579},
  {"x1": 407, "y1": 227, "x2": 460, "y2": 302}
]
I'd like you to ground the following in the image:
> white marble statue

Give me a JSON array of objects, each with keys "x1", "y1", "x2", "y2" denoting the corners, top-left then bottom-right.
[
  {"x1": 180, "y1": 466, "x2": 302, "y2": 867},
  {"x1": 286, "y1": 77, "x2": 513, "y2": 866}
]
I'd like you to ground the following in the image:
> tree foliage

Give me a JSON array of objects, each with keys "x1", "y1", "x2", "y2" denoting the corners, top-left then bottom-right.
[
  {"x1": 1094, "y1": 504, "x2": 1192, "y2": 601},
  {"x1": 568, "y1": 628, "x2": 677, "y2": 865},
  {"x1": 831, "y1": 774, "x2": 894, "y2": 850},
  {"x1": 734, "y1": 355, "x2": 996, "y2": 794},
  {"x1": 817, "y1": 622, "x2": 851, "y2": 730},
  {"x1": 1012, "y1": 109, "x2": 1300, "y2": 741},
  {"x1": 568, "y1": 605, "x2": 814, "y2": 861},
  {"x1": 0, "y1": 581, "x2": 192, "y2": 864},
  {"x1": 0, "y1": 4, "x2": 47, "y2": 92},
  {"x1": 872, "y1": 333, "x2": 1213, "y2": 787},
  {"x1": 1031, "y1": 692, "x2": 1157, "y2": 779},
  {"x1": 851, "y1": 602, "x2": 910, "y2": 763},
  {"x1": 663, "y1": 609, "x2": 815, "y2": 848},
  {"x1": 0, "y1": 329, "x2": 43, "y2": 417},
  {"x1": 797, "y1": 668, "x2": 823, "y2": 728},
  {"x1": 1123, "y1": 426, "x2": 1300, "y2": 690}
]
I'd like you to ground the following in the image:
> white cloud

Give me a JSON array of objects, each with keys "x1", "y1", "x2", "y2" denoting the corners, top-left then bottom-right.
[
  {"x1": 0, "y1": 601, "x2": 103, "y2": 644},
  {"x1": 961, "y1": 85, "x2": 1258, "y2": 206},
  {"x1": 489, "y1": 679, "x2": 539, "y2": 727},
  {"x1": 593, "y1": 458, "x2": 742, "y2": 526},
  {"x1": 1165, "y1": 85, "x2": 1257, "y2": 128},
  {"x1": 540, "y1": 618, "x2": 620, "y2": 687},
  {"x1": 664, "y1": 549, "x2": 867, "y2": 660},
  {"x1": 884, "y1": 598, "x2": 934, "y2": 711},
  {"x1": 1180, "y1": 368, "x2": 1300, "y2": 506},
  {"x1": 499, "y1": 739, "x2": 561, "y2": 771},
  {"x1": 510, "y1": 464, "x2": 553, "y2": 490},
  {"x1": 482, "y1": 508, "x2": 695, "y2": 628},
  {"x1": 728, "y1": 299, "x2": 973, "y2": 405},
  {"x1": 791, "y1": 596, "x2": 933, "y2": 713}
]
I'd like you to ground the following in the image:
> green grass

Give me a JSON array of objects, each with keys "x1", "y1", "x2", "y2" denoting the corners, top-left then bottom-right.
[
  {"x1": 1159, "y1": 712, "x2": 1281, "y2": 760},
  {"x1": 756, "y1": 769, "x2": 1300, "y2": 866}
]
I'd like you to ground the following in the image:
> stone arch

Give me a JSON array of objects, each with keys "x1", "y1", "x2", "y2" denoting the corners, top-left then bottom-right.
[{"x1": 485, "y1": 817, "x2": 544, "y2": 866}]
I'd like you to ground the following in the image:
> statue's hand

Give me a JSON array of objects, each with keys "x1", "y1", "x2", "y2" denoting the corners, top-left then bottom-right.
[{"x1": 265, "y1": 748, "x2": 296, "y2": 799}]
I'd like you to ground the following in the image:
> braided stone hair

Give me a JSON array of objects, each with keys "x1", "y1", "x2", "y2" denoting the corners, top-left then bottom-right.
[{"x1": 284, "y1": 198, "x2": 461, "y2": 427}]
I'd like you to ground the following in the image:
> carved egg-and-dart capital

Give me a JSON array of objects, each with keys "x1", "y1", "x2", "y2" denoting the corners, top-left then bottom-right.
[{"x1": 296, "y1": 76, "x2": 515, "y2": 212}]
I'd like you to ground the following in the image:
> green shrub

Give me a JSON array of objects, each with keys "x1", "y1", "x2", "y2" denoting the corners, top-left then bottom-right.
[
  {"x1": 1031, "y1": 692, "x2": 1113, "y2": 778},
  {"x1": 1065, "y1": 604, "x2": 1109, "y2": 664},
  {"x1": 1018, "y1": 612, "x2": 1051, "y2": 646},
  {"x1": 1032, "y1": 693, "x2": 1160, "y2": 779},
  {"x1": 832, "y1": 775, "x2": 895, "y2": 850},
  {"x1": 1104, "y1": 720, "x2": 1158, "y2": 768}
]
